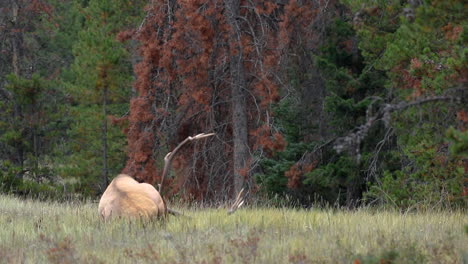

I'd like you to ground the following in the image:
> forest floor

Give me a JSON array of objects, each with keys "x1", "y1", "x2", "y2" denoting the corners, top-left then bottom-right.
[{"x1": 0, "y1": 195, "x2": 466, "y2": 264}]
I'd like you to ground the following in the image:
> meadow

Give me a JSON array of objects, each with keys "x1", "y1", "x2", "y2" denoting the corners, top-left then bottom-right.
[{"x1": 0, "y1": 195, "x2": 466, "y2": 264}]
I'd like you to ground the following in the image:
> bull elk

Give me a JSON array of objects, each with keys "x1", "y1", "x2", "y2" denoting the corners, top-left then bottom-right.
[{"x1": 98, "y1": 133, "x2": 245, "y2": 220}]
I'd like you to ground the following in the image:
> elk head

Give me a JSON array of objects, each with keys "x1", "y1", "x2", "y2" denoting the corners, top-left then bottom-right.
[{"x1": 98, "y1": 133, "x2": 216, "y2": 220}]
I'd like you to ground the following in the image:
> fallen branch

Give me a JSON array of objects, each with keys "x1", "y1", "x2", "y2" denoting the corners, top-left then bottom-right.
[{"x1": 333, "y1": 93, "x2": 463, "y2": 159}]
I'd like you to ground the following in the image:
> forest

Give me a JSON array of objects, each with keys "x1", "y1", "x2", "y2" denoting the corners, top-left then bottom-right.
[{"x1": 0, "y1": 0, "x2": 466, "y2": 210}]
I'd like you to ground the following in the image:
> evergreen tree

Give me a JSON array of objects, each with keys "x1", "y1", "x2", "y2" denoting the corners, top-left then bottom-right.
[
  {"x1": 0, "y1": 0, "x2": 72, "y2": 197},
  {"x1": 58, "y1": 0, "x2": 145, "y2": 195},
  {"x1": 326, "y1": 0, "x2": 467, "y2": 208},
  {"x1": 256, "y1": 0, "x2": 466, "y2": 208}
]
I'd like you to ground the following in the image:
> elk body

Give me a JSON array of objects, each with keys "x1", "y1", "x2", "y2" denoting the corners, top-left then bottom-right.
[
  {"x1": 98, "y1": 133, "x2": 243, "y2": 220},
  {"x1": 98, "y1": 174, "x2": 166, "y2": 219}
]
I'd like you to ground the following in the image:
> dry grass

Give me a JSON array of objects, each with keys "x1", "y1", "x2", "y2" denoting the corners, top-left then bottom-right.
[{"x1": 0, "y1": 195, "x2": 466, "y2": 263}]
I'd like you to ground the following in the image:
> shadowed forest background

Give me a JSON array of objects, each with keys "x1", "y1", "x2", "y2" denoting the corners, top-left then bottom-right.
[{"x1": 0, "y1": 0, "x2": 466, "y2": 209}]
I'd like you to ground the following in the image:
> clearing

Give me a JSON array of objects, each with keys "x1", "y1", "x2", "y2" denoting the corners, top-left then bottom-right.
[{"x1": 0, "y1": 195, "x2": 466, "y2": 263}]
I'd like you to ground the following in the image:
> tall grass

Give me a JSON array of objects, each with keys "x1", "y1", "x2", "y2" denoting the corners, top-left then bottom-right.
[{"x1": 0, "y1": 195, "x2": 466, "y2": 263}]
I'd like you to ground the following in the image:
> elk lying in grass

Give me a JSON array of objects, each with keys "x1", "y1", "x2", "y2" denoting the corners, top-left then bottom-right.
[{"x1": 98, "y1": 133, "x2": 245, "y2": 220}]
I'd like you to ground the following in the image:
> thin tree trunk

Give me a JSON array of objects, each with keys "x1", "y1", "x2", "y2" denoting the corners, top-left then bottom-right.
[
  {"x1": 102, "y1": 85, "x2": 109, "y2": 189},
  {"x1": 12, "y1": 41, "x2": 20, "y2": 76},
  {"x1": 33, "y1": 118, "x2": 38, "y2": 176},
  {"x1": 10, "y1": 0, "x2": 23, "y2": 168},
  {"x1": 224, "y1": 0, "x2": 250, "y2": 197},
  {"x1": 11, "y1": 0, "x2": 20, "y2": 76},
  {"x1": 346, "y1": 176, "x2": 361, "y2": 209}
]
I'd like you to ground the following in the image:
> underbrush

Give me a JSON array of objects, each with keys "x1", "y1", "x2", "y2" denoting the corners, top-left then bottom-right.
[{"x1": 0, "y1": 195, "x2": 466, "y2": 263}]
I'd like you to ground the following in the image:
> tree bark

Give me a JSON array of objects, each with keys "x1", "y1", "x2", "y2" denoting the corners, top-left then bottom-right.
[
  {"x1": 102, "y1": 84, "x2": 109, "y2": 189},
  {"x1": 346, "y1": 179, "x2": 360, "y2": 209},
  {"x1": 9, "y1": 0, "x2": 23, "y2": 168},
  {"x1": 11, "y1": 0, "x2": 20, "y2": 76},
  {"x1": 224, "y1": 0, "x2": 250, "y2": 197},
  {"x1": 32, "y1": 111, "x2": 38, "y2": 176}
]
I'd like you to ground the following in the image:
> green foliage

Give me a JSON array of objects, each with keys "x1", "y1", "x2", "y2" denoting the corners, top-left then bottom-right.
[
  {"x1": 353, "y1": 0, "x2": 466, "y2": 95},
  {"x1": 69, "y1": 0, "x2": 143, "y2": 103},
  {"x1": 365, "y1": 108, "x2": 465, "y2": 208},
  {"x1": 366, "y1": 164, "x2": 464, "y2": 209},
  {"x1": 273, "y1": 98, "x2": 315, "y2": 142},
  {"x1": 254, "y1": 96, "x2": 315, "y2": 202},
  {"x1": 231, "y1": 2, "x2": 467, "y2": 209},
  {"x1": 303, "y1": 155, "x2": 360, "y2": 204},
  {"x1": 316, "y1": 18, "x2": 386, "y2": 132},
  {"x1": 257, "y1": 18, "x2": 389, "y2": 206},
  {"x1": 0, "y1": 0, "x2": 145, "y2": 198},
  {"x1": 0, "y1": 161, "x2": 22, "y2": 193},
  {"x1": 25, "y1": 0, "x2": 84, "y2": 78},
  {"x1": 332, "y1": 0, "x2": 468, "y2": 209},
  {"x1": 0, "y1": 1, "x2": 81, "y2": 198},
  {"x1": 0, "y1": 74, "x2": 68, "y2": 169},
  {"x1": 258, "y1": 0, "x2": 467, "y2": 209},
  {"x1": 446, "y1": 127, "x2": 468, "y2": 157},
  {"x1": 50, "y1": 0, "x2": 145, "y2": 195},
  {"x1": 5, "y1": 74, "x2": 44, "y2": 105},
  {"x1": 54, "y1": 104, "x2": 127, "y2": 196},
  {"x1": 255, "y1": 142, "x2": 312, "y2": 197},
  {"x1": 309, "y1": 18, "x2": 388, "y2": 206},
  {"x1": 0, "y1": 161, "x2": 63, "y2": 199}
]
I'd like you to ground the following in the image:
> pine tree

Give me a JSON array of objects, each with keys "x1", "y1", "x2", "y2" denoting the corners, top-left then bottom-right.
[
  {"x1": 333, "y1": 0, "x2": 467, "y2": 208},
  {"x1": 60, "y1": 0, "x2": 145, "y2": 194}
]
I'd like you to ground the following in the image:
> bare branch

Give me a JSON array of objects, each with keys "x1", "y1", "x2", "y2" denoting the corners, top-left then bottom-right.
[{"x1": 159, "y1": 133, "x2": 216, "y2": 193}]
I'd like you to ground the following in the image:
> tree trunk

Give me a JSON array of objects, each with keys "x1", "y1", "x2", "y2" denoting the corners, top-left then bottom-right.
[
  {"x1": 102, "y1": 84, "x2": 109, "y2": 189},
  {"x1": 32, "y1": 116, "x2": 38, "y2": 176},
  {"x1": 224, "y1": 0, "x2": 250, "y2": 197},
  {"x1": 10, "y1": 0, "x2": 23, "y2": 168},
  {"x1": 346, "y1": 177, "x2": 361, "y2": 209},
  {"x1": 11, "y1": 0, "x2": 20, "y2": 76}
]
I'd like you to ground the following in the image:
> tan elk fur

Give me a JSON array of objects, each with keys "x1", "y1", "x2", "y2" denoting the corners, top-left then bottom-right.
[
  {"x1": 98, "y1": 133, "x2": 217, "y2": 220},
  {"x1": 98, "y1": 174, "x2": 166, "y2": 220}
]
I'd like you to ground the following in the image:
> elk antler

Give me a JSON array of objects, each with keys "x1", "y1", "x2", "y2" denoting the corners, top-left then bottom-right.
[
  {"x1": 159, "y1": 133, "x2": 215, "y2": 194},
  {"x1": 228, "y1": 188, "x2": 245, "y2": 215}
]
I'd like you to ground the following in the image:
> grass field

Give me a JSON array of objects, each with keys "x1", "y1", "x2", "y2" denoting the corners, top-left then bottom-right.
[{"x1": 0, "y1": 195, "x2": 466, "y2": 263}]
